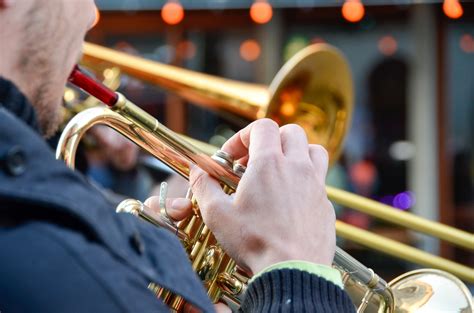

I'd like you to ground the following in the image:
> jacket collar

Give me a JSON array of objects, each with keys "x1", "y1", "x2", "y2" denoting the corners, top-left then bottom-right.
[
  {"x1": 0, "y1": 77, "x2": 40, "y2": 133},
  {"x1": 0, "y1": 77, "x2": 133, "y2": 257}
]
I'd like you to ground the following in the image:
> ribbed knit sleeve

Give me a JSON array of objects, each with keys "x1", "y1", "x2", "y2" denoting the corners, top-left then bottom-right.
[{"x1": 240, "y1": 269, "x2": 356, "y2": 313}]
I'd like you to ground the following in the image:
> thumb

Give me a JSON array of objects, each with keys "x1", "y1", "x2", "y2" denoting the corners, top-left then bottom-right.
[
  {"x1": 189, "y1": 166, "x2": 231, "y2": 228},
  {"x1": 214, "y1": 303, "x2": 232, "y2": 313}
]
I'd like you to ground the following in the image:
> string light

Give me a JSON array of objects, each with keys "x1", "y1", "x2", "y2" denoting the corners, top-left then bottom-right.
[
  {"x1": 443, "y1": 0, "x2": 463, "y2": 19},
  {"x1": 250, "y1": 0, "x2": 273, "y2": 24},
  {"x1": 162, "y1": 1, "x2": 184, "y2": 25},
  {"x1": 240, "y1": 39, "x2": 261, "y2": 62},
  {"x1": 342, "y1": 0, "x2": 365, "y2": 23}
]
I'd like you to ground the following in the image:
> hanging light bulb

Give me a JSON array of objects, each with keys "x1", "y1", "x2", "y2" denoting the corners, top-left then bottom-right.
[
  {"x1": 342, "y1": 0, "x2": 365, "y2": 23},
  {"x1": 443, "y1": 0, "x2": 463, "y2": 19},
  {"x1": 250, "y1": 0, "x2": 273, "y2": 24},
  {"x1": 162, "y1": 1, "x2": 184, "y2": 25}
]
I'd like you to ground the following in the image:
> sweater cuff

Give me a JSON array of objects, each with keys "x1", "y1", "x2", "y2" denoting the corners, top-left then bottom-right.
[
  {"x1": 241, "y1": 269, "x2": 355, "y2": 313},
  {"x1": 250, "y1": 260, "x2": 343, "y2": 288}
]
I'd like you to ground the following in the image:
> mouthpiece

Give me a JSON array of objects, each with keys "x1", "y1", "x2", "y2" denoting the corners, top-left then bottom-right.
[{"x1": 68, "y1": 65, "x2": 118, "y2": 106}]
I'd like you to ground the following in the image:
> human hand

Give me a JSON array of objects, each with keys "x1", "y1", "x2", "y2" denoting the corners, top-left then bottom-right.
[
  {"x1": 144, "y1": 196, "x2": 193, "y2": 222},
  {"x1": 189, "y1": 119, "x2": 336, "y2": 274}
]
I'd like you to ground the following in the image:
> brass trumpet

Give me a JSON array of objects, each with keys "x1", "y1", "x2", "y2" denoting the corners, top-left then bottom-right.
[{"x1": 58, "y1": 60, "x2": 473, "y2": 311}]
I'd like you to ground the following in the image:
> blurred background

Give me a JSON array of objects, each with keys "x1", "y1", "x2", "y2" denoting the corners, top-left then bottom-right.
[{"x1": 70, "y1": 0, "x2": 473, "y2": 282}]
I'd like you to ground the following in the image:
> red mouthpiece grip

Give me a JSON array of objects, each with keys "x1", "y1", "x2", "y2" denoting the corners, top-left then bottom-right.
[{"x1": 68, "y1": 65, "x2": 118, "y2": 106}]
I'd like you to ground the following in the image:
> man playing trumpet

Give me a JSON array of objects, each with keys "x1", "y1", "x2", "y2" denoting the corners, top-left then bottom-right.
[{"x1": 0, "y1": 0, "x2": 353, "y2": 312}]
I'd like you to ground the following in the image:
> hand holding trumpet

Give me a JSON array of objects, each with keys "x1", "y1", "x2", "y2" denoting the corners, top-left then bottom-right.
[{"x1": 147, "y1": 119, "x2": 337, "y2": 275}]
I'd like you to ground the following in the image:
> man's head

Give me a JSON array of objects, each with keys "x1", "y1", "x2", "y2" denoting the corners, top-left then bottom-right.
[{"x1": 0, "y1": 0, "x2": 96, "y2": 137}]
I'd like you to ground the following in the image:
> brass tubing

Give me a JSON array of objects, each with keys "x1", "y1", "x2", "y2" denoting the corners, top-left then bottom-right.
[
  {"x1": 328, "y1": 187, "x2": 474, "y2": 250},
  {"x1": 336, "y1": 221, "x2": 474, "y2": 283},
  {"x1": 334, "y1": 247, "x2": 394, "y2": 311}
]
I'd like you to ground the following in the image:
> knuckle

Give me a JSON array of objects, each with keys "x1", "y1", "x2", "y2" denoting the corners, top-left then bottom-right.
[
  {"x1": 311, "y1": 144, "x2": 329, "y2": 162},
  {"x1": 280, "y1": 123, "x2": 305, "y2": 135},
  {"x1": 301, "y1": 161, "x2": 315, "y2": 174},
  {"x1": 253, "y1": 118, "x2": 279, "y2": 137},
  {"x1": 253, "y1": 150, "x2": 281, "y2": 167},
  {"x1": 255, "y1": 118, "x2": 279, "y2": 130}
]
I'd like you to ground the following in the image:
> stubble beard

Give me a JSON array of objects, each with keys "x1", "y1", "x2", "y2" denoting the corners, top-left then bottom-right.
[
  {"x1": 17, "y1": 1, "x2": 65, "y2": 138},
  {"x1": 31, "y1": 80, "x2": 63, "y2": 138}
]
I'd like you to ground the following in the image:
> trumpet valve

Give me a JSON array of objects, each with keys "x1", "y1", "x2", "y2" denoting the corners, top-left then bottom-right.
[
  {"x1": 116, "y1": 198, "x2": 142, "y2": 216},
  {"x1": 217, "y1": 272, "x2": 246, "y2": 297}
]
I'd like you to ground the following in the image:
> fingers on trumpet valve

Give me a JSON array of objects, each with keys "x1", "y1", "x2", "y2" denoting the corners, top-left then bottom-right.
[
  {"x1": 146, "y1": 150, "x2": 245, "y2": 224},
  {"x1": 159, "y1": 182, "x2": 175, "y2": 224},
  {"x1": 143, "y1": 183, "x2": 192, "y2": 222},
  {"x1": 212, "y1": 150, "x2": 247, "y2": 178}
]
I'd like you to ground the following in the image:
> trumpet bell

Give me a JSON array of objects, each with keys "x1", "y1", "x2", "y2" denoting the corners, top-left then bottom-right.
[
  {"x1": 389, "y1": 269, "x2": 474, "y2": 312},
  {"x1": 344, "y1": 268, "x2": 474, "y2": 312},
  {"x1": 267, "y1": 44, "x2": 353, "y2": 163}
]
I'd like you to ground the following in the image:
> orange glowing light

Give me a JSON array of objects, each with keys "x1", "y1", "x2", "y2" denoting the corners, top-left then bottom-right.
[
  {"x1": 460, "y1": 34, "x2": 474, "y2": 53},
  {"x1": 250, "y1": 1, "x2": 273, "y2": 24},
  {"x1": 280, "y1": 102, "x2": 296, "y2": 117},
  {"x1": 91, "y1": 7, "x2": 100, "y2": 28},
  {"x1": 240, "y1": 39, "x2": 261, "y2": 62},
  {"x1": 443, "y1": 0, "x2": 463, "y2": 19},
  {"x1": 342, "y1": 0, "x2": 365, "y2": 23},
  {"x1": 162, "y1": 2, "x2": 184, "y2": 25},
  {"x1": 378, "y1": 35, "x2": 398, "y2": 56}
]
